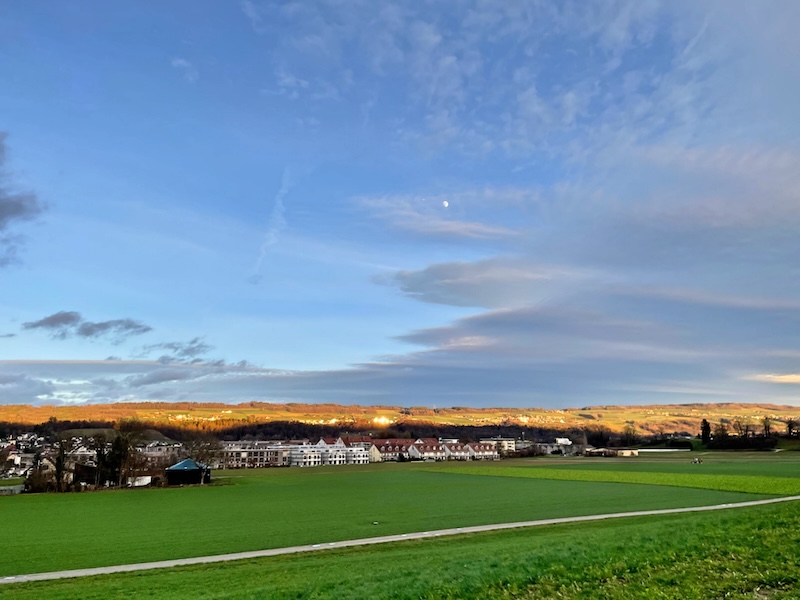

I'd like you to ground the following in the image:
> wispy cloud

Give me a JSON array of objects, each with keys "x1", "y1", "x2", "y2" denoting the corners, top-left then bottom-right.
[
  {"x1": 240, "y1": 0, "x2": 268, "y2": 34},
  {"x1": 126, "y1": 366, "x2": 209, "y2": 387},
  {"x1": 746, "y1": 374, "x2": 800, "y2": 385},
  {"x1": 0, "y1": 133, "x2": 45, "y2": 266},
  {"x1": 376, "y1": 257, "x2": 581, "y2": 308},
  {"x1": 171, "y1": 57, "x2": 198, "y2": 83},
  {"x1": 137, "y1": 337, "x2": 213, "y2": 363},
  {"x1": 358, "y1": 191, "x2": 522, "y2": 241},
  {"x1": 22, "y1": 311, "x2": 152, "y2": 343}
]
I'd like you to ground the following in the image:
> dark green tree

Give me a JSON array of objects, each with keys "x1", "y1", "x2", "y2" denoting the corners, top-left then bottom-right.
[{"x1": 700, "y1": 419, "x2": 711, "y2": 444}]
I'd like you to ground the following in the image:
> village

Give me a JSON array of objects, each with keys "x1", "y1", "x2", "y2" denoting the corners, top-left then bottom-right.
[{"x1": 0, "y1": 432, "x2": 603, "y2": 493}]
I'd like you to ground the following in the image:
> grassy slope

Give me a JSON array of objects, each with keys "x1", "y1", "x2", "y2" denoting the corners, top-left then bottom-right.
[
  {"x1": 0, "y1": 464, "x2": 770, "y2": 576},
  {"x1": 5, "y1": 501, "x2": 800, "y2": 600}
]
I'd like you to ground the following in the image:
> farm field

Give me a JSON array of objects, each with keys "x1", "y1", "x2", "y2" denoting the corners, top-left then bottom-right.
[
  {"x1": 0, "y1": 455, "x2": 790, "y2": 577},
  {"x1": 426, "y1": 457, "x2": 800, "y2": 495},
  {"x1": 5, "y1": 497, "x2": 800, "y2": 599},
  {"x1": 527, "y1": 453, "x2": 800, "y2": 478}
]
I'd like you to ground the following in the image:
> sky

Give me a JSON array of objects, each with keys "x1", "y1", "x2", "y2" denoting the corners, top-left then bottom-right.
[{"x1": 1, "y1": 1, "x2": 800, "y2": 409}]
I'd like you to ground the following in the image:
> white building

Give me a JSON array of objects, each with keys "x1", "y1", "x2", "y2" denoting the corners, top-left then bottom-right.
[
  {"x1": 442, "y1": 443, "x2": 470, "y2": 461},
  {"x1": 467, "y1": 443, "x2": 500, "y2": 460},
  {"x1": 409, "y1": 442, "x2": 446, "y2": 461},
  {"x1": 289, "y1": 445, "x2": 323, "y2": 467},
  {"x1": 480, "y1": 437, "x2": 516, "y2": 453},
  {"x1": 222, "y1": 441, "x2": 291, "y2": 468}
]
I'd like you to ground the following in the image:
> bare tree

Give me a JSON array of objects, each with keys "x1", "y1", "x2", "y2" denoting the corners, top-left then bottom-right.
[
  {"x1": 89, "y1": 434, "x2": 110, "y2": 487},
  {"x1": 622, "y1": 424, "x2": 638, "y2": 447},
  {"x1": 762, "y1": 417, "x2": 773, "y2": 437},
  {"x1": 180, "y1": 435, "x2": 222, "y2": 480},
  {"x1": 53, "y1": 438, "x2": 69, "y2": 493}
]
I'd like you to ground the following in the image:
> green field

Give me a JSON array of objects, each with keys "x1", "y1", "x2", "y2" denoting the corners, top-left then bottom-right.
[
  {"x1": 5, "y1": 500, "x2": 800, "y2": 599},
  {"x1": 1, "y1": 477, "x2": 24, "y2": 486},
  {"x1": 425, "y1": 461, "x2": 800, "y2": 495},
  {"x1": 2, "y1": 453, "x2": 799, "y2": 598}
]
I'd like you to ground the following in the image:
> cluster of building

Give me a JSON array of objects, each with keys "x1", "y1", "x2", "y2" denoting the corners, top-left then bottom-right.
[
  {"x1": 220, "y1": 436, "x2": 504, "y2": 468},
  {"x1": 0, "y1": 436, "x2": 185, "y2": 480},
  {"x1": 1, "y1": 431, "x2": 589, "y2": 493}
]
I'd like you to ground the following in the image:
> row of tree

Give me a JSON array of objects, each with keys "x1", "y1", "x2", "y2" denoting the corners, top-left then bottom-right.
[{"x1": 700, "y1": 417, "x2": 798, "y2": 444}]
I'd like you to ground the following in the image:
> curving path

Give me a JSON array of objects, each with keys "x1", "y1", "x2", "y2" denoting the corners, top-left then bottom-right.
[{"x1": 4, "y1": 494, "x2": 800, "y2": 586}]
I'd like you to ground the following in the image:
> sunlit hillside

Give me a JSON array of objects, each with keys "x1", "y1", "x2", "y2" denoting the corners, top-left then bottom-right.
[{"x1": 1, "y1": 402, "x2": 798, "y2": 436}]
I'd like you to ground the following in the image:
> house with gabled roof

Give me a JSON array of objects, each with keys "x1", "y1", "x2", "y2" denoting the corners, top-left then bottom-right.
[
  {"x1": 409, "y1": 442, "x2": 446, "y2": 461},
  {"x1": 467, "y1": 443, "x2": 499, "y2": 460},
  {"x1": 413, "y1": 437, "x2": 440, "y2": 445},
  {"x1": 442, "y1": 442, "x2": 470, "y2": 461},
  {"x1": 371, "y1": 439, "x2": 414, "y2": 462}
]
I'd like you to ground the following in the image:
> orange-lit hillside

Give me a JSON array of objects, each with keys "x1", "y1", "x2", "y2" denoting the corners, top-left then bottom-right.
[{"x1": 0, "y1": 402, "x2": 797, "y2": 435}]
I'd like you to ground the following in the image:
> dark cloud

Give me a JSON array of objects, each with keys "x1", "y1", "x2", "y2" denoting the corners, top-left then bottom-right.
[
  {"x1": 0, "y1": 333, "x2": 15, "y2": 338},
  {"x1": 77, "y1": 319, "x2": 152, "y2": 339},
  {"x1": 0, "y1": 372, "x2": 54, "y2": 404},
  {"x1": 138, "y1": 337, "x2": 213, "y2": 363},
  {"x1": 22, "y1": 310, "x2": 152, "y2": 343},
  {"x1": 126, "y1": 367, "x2": 207, "y2": 387},
  {"x1": 0, "y1": 133, "x2": 45, "y2": 266},
  {"x1": 377, "y1": 258, "x2": 578, "y2": 308},
  {"x1": 22, "y1": 311, "x2": 82, "y2": 339}
]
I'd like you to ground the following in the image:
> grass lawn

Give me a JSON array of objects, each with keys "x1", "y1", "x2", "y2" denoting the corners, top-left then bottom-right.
[
  {"x1": 533, "y1": 452, "x2": 800, "y2": 478},
  {"x1": 428, "y1": 466, "x2": 800, "y2": 495},
  {"x1": 0, "y1": 462, "x2": 775, "y2": 577},
  {"x1": 4, "y1": 500, "x2": 800, "y2": 600}
]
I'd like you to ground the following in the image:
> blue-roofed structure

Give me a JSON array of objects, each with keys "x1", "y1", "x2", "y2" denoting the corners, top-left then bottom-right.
[{"x1": 166, "y1": 458, "x2": 210, "y2": 485}]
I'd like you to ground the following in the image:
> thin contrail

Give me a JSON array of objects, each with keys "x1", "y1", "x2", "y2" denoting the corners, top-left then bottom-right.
[{"x1": 250, "y1": 167, "x2": 292, "y2": 283}]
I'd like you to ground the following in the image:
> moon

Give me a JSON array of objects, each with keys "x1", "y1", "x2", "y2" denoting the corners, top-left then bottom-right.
[{"x1": 442, "y1": 200, "x2": 449, "y2": 208}]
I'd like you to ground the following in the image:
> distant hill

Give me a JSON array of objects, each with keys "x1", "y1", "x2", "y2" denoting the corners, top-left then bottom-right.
[{"x1": 1, "y1": 401, "x2": 797, "y2": 437}]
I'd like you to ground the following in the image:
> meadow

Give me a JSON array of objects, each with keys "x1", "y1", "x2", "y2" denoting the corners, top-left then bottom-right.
[
  {"x1": 5, "y1": 495, "x2": 800, "y2": 599},
  {"x1": 2, "y1": 453, "x2": 799, "y2": 598},
  {"x1": 426, "y1": 454, "x2": 800, "y2": 495}
]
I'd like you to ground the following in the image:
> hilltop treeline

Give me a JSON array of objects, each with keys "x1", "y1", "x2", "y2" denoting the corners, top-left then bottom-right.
[
  {"x1": 0, "y1": 419, "x2": 116, "y2": 439},
  {"x1": 2, "y1": 417, "x2": 591, "y2": 444}
]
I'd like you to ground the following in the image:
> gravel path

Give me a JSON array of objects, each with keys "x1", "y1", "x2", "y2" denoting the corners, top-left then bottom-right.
[{"x1": 4, "y1": 494, "x2": 800, "y2": 586}]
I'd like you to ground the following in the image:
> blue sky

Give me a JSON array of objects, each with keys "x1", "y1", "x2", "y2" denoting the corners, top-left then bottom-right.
[{"x1": 2, "y1": 1, "x2": 800, "y2": 408}]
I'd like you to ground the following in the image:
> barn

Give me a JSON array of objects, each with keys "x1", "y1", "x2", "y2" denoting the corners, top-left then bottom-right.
[{"x1": 165, "y1": 458, "x2": 211, "y2": 485}]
